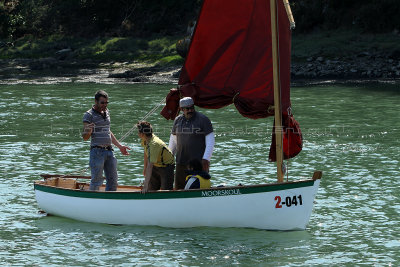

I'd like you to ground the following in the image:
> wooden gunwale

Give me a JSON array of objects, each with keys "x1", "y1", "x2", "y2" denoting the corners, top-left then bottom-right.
[{"x1": 34, "y1": 174, "x2": 321, "y2": 200}]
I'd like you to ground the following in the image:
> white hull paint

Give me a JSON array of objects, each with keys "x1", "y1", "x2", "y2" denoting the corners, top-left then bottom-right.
[{"x1": 35, "y1": 179, "x2": 320, "y2": 230}]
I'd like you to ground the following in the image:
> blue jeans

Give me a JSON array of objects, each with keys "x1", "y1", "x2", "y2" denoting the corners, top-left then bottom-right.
[{"x1": 89, "y1": 148, "x2": 118, "y2": 191}]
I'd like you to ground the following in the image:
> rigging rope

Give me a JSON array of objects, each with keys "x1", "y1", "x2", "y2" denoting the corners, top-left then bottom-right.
[{"x1": 119, "y1": 97, "x2": 166, "y2": 142}]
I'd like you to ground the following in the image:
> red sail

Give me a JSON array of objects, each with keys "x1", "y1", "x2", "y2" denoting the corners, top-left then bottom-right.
[
  {"x1": 179, "y1": 0, "x2": 291, "y2": 119},
  {"x1": 160, "y1": 0, "x2": 302, "y2": 158}
]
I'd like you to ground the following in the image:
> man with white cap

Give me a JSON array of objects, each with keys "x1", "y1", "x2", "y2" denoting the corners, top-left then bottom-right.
[{"x1": 168, "y1": 97, "x2": 215, "y2": 189}]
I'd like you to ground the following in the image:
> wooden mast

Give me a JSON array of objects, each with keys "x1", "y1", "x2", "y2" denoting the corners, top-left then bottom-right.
[
  {"x1": 270, "y1": 0, "x2": 284, "y2": 183},
  {"x1": 283, "y1": 0, "x2": 296, "y2": 29}
]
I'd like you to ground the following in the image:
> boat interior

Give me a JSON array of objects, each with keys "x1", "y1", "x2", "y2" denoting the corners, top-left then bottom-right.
[{"x1": 36, "y1": 175, "x2": 142, "y2": 192}]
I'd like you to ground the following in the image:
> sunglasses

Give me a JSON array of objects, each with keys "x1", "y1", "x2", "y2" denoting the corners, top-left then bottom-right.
[
  {"x1": 100, "y1": 101, "x2": 109, "y2": 104},
  {"x1": 182, "y1": 106, "x2": 194, "y2": 110}
]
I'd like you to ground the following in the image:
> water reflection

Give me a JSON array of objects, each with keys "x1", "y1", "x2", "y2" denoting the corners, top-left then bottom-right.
[{"x1": 32, "y1": 216, "x2": 312, "y2": 266}]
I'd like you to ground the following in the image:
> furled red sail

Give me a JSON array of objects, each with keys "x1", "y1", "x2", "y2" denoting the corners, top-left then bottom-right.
[
  {"x1": 268, "y1": 113, "x2": 303, "y2": 162},
  {"x1": 160, "y1": 0, "x2": 302, "y2": 158},
  {"x1": 162, "y1": 0, "x2": 291, "y2": 119}
]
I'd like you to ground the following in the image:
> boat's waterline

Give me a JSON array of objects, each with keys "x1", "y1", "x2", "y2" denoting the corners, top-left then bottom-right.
[{"x1": 34, "y1": 178, "x2": 320, "y2": 230}]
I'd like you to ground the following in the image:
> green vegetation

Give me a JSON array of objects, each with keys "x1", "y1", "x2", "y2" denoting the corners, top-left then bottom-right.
[
  {"x1": 0, "y1": 34, "x2": 184, "y2": 66},
  {"x1": 2, "y1": 0, "x2": 399, "y2": 41},
  {"x1": 2, "y1": 30, "x2": 399, "y2": 67},
  {"x1": 292, "y1": 30, "x2": 400, "y2": 61},
  {"x1": 290, "y1": 0, "x2": 400, "y2": 33},
  {"x1": 0, "y1": 0, "x2": 202, "y2": 39},
  {"x1": 1, "y1": 0, "x2": 400, "y2": 66}
]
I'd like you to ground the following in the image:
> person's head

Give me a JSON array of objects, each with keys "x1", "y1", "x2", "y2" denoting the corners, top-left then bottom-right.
[
  {"x1": 94, "y1": 90, "x2": 109, "y2": 111},
  {"x1": 187, "y1": 159, "x2": 203, "y2": 171},
  {"x1": 179, "y1": 97, "x2": 195, "y2": 119},
  {"x1": 136, "y1": 121, "x2": 153, "y2": 140}
]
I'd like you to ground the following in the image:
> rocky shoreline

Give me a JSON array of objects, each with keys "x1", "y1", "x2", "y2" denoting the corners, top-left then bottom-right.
[
  {"x1": 292, "y1": 50, "x2": 400, "y2": 82},
  {"x1": 1, "y1": 51, "x2": 399, "y2": 85}
]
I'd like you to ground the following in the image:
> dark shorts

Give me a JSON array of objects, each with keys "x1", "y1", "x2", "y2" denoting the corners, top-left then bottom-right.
[{"x1": 149, "y1": 164, "x2": 175, "y2": 191}]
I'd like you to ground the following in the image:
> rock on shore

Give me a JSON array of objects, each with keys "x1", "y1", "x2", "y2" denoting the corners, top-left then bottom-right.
[
  {"x1": 1, "y1": 50, "x2": 400, "y2": 84},
  {"x1": 292, "y1": 51, "x2": 400, "y2": 80}
]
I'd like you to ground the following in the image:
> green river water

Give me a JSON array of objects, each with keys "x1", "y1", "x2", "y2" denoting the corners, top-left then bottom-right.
[{"x1": 0, "y1": 82, "x2": 399, "y2": 266}]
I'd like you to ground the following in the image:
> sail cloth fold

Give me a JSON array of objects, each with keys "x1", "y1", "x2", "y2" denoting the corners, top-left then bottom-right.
[
  {"x1": 160, "y1": 88, "x2": 180, "y2": 120},
  {"x1": 268, "y1": 113, "x2": 302, "y2": 162}
]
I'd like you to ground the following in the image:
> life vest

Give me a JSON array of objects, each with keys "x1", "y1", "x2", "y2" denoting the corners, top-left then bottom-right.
[{"x1": 184, "y1": 172, "x2": 211, "y2": 189}]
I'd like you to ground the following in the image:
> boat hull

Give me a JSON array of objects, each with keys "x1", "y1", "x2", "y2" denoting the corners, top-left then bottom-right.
[{"x1": 34, "y1": 179, "x2": 320, "y2": 230}]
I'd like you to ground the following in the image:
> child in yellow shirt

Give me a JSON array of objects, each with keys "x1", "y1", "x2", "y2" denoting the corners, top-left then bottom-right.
[
  {"x1": 137, "y1": 121, "x2": 175, "y2": 192},
  {"x1": 184, "y1": 159, "x2": 211, "y2": 189}
]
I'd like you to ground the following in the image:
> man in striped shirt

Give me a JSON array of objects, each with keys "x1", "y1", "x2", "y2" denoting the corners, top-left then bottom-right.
[{"x1": 82, "y1": 90, "x2": 130, "y2": 191}]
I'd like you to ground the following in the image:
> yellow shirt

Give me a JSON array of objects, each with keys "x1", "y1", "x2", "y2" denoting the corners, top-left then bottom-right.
[{"x1": 141, "y1": 135, "x2": 175, "y2": 167}]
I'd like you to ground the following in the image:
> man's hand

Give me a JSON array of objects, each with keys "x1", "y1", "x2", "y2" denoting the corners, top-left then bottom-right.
[
  {"x1": 141, "y1": 183, "x2": 148, "y2": 194},
  {"x1": 202, "y1": 159, "x2": 210, "y2": 172},
  {"x1": 119, "y1": 145, "x2": 131, "y2": 155},
  {"x1": 141, "y1": 161, "x2": 152, "y2": 193},
  {"x1": 82, "y1": 123, "x2": 95, "y2": 140}
]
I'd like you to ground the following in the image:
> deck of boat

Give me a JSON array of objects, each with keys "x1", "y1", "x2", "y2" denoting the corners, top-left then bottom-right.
[{"x1": 35, "y1": 177, "x2": 142, "y2": 192}]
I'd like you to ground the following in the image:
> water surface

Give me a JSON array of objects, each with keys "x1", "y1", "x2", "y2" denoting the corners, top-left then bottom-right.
[{"x1": 0, "y1": 83, "x2": 399, "y2": 266}]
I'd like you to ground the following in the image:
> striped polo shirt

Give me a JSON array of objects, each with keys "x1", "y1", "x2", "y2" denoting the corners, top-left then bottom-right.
[{"x1": 82, "y1": 107, "x2": 112, "y2": 147}]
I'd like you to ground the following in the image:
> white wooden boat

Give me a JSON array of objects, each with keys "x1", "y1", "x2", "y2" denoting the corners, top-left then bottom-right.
[
  {"x1": 34, "y1": 0, "x2": 322, "y2": 230},
  {"x1": 34, "y1": 173, "x2": 321, "y2": 230}
]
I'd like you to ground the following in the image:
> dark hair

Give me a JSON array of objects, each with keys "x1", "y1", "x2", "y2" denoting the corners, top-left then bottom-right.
[
  {"x1": 187, "y1": 159, "x2": 203, "y2": 171},
  {"x1": 95, "y1": 90, "x2": 108, "y2": 101},
  {"x1": 136, "y1": 121, "x2": 153, "y2": 137}
]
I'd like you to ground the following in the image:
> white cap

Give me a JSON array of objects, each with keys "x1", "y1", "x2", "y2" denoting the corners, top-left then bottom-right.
[{"x1": 179, "y1": 97, "x2": 194, "y2": 108}]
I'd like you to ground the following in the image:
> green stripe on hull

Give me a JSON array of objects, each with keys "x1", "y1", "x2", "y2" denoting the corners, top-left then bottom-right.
[{"x1": 34, "y1": 180, "x2": 316, "y2": 200}]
